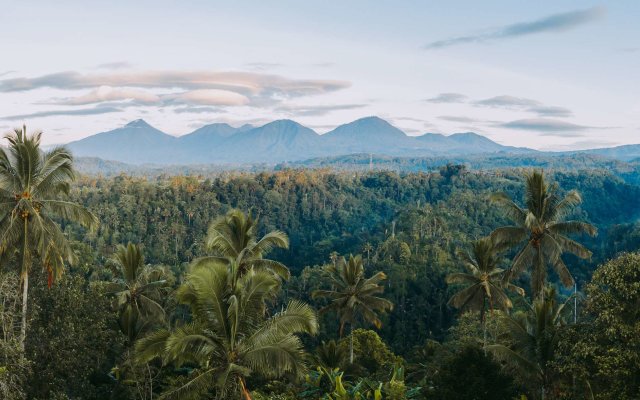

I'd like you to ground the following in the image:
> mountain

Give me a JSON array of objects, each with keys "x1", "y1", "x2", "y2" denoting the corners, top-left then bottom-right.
[
  {"x1": 66, "y1": 117, "x2": 637, "y2": 166},
  {"x1": 577, "y1": 144, "x2": 640, "y2": 162},
  {"x1": 67, "y1": 119, "x2": 178, "y2": 164},
  {"x1": 218, "y1": 120, "x2": 322, "y2": 163},
  {"x1": 415, "y1": 132, "x2": 452, "y2": 147},
  {"x1": 65, "y1": 118, "x2": 535, "y2": 164},
  {"x1": 179, "y1": 123, "x2": 253, "y2": 163},
  {"x1": 181, "y1": 123, "x2": 241, "y2": 143},
  {"x1": 322, "y1": 116, "x2": 411, "y2": 154}
]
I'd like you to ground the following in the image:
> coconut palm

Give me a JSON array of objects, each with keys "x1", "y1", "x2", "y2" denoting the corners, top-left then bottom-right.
[
  {"x1": 446, "y1": 237, "x2": 524, "y2": 321},
  {"x1": 194, "y1": 209, "x2": 290, "y2": 279},
  {"x1": 312, "y1": 254, "x2": 393, "y2": 363},
  {"x1": 136, "y1": 261, "x2": 317, "y2": 400},
  {"x1": 490, "y1": 170, "x2": 596, "y2": 297},
  {"x1": 0, "y1": 126, "x2": 97, "y2": 348},
  {"x1": 487, "y1": 287, "x2": 573, "y2": 400},
  {"x1": 110, "y1": 243, "x2": 168, "y2": 344}
]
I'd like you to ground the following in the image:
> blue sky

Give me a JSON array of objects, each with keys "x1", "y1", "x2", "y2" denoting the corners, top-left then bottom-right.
[{"x1": 0, "y1": 1, "x2": 638, "y2": 150}]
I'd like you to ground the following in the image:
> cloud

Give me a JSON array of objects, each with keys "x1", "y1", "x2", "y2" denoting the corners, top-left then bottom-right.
[
  {"x1": 475, "y1": 95, "x2": 573, "y2": 117},
  {"x1": 1, "y1": 70, "x2": 350, "y2": 117},
  {"x1": 425, "y1": 93, "x2": 467, "y2": 103},
  {"x1": 55, "y1": 85, "x2": 161, "y2": 105},
  {"x1": 389, "y1": 116, "x2": 428, "y2": 123},
  {"x1": 528, "y1": 105, "x2": 573, "y2": 118},
  {"x1": 438, "y1": 115, "x2": 478, "y2": 123},
  {"x1": 500, "y1": 118, "x2": 591, "y2": 136},
  {"x1": 0, "y1": 71, "x2": 16, "y2": 78},
  {"x1": 164, "y1": 89, "x2": 249, "y2": 106},
  {"x1": 0, "y1": 70, "x2": 350, "y2": 99},
  {"x1": 245, "y1": 62, "x2": 282, "y2": 71},
  {"x1": 425, "y1": 7, "x2": 605, "y2": 49},
  {"x1": 51, "y1": 85, "x2": 249, "y2": 109},
  {"x1": 173, "y1": 106, "x2": 220, "y2": 114},
  {"x1": 95, "y1": 62, "x2": 133, "y2": 70},
  {"x1": 275, "y1": 103, "x2": 367, "y2": 116},
  {"x1": 476, "y1": 95, "x2": 539, "y2": 108},
  {"x1": 1, "y1": 106, "x2": 122, "y2": 120}
]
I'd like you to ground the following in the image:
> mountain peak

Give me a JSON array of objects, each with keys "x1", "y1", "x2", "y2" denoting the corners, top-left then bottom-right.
[
  {"x1": 449, "y1": 131, "x2": 482, "y2": 138},
  {"x1": 449, "y1": 132, "x2": 494, "y2": 144},
  {"x1": 125, "y1": 119, "x2": 152, "y2": 128},
  {"x1": 349, "y1": 116, "x2": 394, "y2": 128},
  {"x1": 264, "y1": 119, "x2": 305, "y2": 129},
  {"x1": 325, "y1": 116, "x2": 405, "y2": 139}
]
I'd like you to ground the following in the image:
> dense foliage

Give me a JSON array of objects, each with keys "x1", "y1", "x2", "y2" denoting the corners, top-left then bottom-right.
[{"x1": 1, "y1": 134, "x2": 640, "y2": 399}]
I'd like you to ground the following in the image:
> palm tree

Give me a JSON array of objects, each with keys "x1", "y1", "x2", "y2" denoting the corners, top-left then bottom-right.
[
  {"x1": 136, "y1": 261, "x2": 317, "y2": 400},
  {"x1": 110, "y1": 243, "x2": 168, "y2": 344},
  {"x1": 487, "y1": 287, "x2": 573, "y2": 400},
  {"x1": 0, "y1": 126, "x2": 97, "y2": 349},
  {"x1": 362, "y1": 242, "x2": 373, "y2": 265},
  {"x1": 194, "y1": 209, "x2": 290, "y2": 279},
  {"x1": 312, "y1": 254, "x2": 393, "y2": 363},
  {"x1": 446, "y1": 237, "x2": 524, "y2": 322},
  {"x1": 490, "y1": 170, "x2": 596, "y2": 297}
]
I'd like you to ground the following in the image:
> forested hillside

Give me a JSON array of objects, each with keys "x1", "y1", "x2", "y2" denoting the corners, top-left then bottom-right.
[
  {"x1": 68, "y1": 167, "x2": 640, "y2": 274},
  {"x1": 2, "y1": 135, "x2": 640, "y2": 399}
]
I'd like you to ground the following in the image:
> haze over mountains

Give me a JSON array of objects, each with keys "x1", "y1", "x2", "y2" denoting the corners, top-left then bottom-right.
[{"x1": 67, "y1": 117, "x2": 640, "y2": 165}]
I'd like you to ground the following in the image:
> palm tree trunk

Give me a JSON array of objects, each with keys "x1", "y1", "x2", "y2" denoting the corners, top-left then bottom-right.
[
  {"x1": 350, "y1": 325, "x2": 354, "y2": 364},
  {"x1": 481, "y1": 298, "x2": 487, "y2": 355},
  {"x1": 20, "y1": 271, "x2": 28, "y2": 351},
  {"x1": 20, "y1": 218, "x2": 29, "y2": 352},
  {"x1": 240, "y1": 377, "x2": 252, "y2": 400}
]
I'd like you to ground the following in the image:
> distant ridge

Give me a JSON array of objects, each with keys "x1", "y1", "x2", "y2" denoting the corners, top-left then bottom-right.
[
  {"x1": 67, "y1": 119, "x2": 178, "y2": 164},
  {"x1": 573, "y1": 143, "x2": 640, "y2": 162},
  {"x1": 66, "y1": 117, "x2": 636, "y2": 165}
]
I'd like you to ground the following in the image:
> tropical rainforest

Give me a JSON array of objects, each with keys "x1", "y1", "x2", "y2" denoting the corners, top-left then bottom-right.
[{"x1": 1, "y1": 128, "x2": 640, "y2": 400}]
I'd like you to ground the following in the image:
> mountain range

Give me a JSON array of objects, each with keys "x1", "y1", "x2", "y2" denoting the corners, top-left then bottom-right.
[{"x1": 66, "y1": 117, "x2": 640, "y2": 165}]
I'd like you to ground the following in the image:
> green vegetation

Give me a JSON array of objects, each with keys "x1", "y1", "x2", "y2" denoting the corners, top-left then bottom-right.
[
  {"x1": 1, "y1": 131, "x2": 640, "y2": 399},
  {"x1": 490, "y1": 170, "x2": 597, "y2": 297},
  {"x1": 0, "y1": 127, "x2": 97, "y2": 349},
  {"x1": 313, "y1": 254, "x2": 393, "y2": 363}
]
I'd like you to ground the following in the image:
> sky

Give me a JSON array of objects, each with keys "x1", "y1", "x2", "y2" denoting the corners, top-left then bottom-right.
[{"x1": 0, "y1": 0, "x2": 638, "y2": 150}]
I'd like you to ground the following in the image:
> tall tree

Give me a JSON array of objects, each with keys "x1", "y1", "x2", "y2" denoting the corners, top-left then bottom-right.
[
  {"x1": 136, "y1": 261, "x2": 317, "y2": 400},
  {"x1": 490, "y1": 170, "x2": 596, "y2": 297},
  {"x1": 447, "y1": 237, "x2": 524, "y2": 321},
  {"x1": 312, "y1": 254, "x2": 393, "y2": 363},
  {"x1": 554, "y1": 252, "x2": 640, "y2": 399},
  {"x1": 110, "y1": 243, "x2": 168, "y2": 344},
  {"x1": 487, "y1": 287, "x2": 573, "y2": 400},
  {"x1": 194, "y1": 208, "x2": 290, "y2": 279},
  {"x1": 0, "y1": 126, "x2": 97, "y2": 349}
]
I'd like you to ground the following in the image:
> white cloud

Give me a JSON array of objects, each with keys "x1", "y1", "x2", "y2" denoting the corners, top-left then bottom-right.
[
  {"x1": 425, "y1": 93, "x2": 468, "y2": 103},
  {"x1": 425, "y1": 7, "x2": 605, "y2": 49},
  {"x1": 166, "y1": 89, "x2": 249, "y2": 106},
  {"x1": 0, "y1": 70, "x2": 350, "y2": 99},
  {"x1": 500, "y1": 118, "x2": 590, "y2": 136},
  {"x1": 59, "y1": 86, "x2": 160, "y2": 105}
]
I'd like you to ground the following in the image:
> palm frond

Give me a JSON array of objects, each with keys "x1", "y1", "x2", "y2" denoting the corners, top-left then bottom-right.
[
  {"x1": 486, "y1": 344, "x2": 542, "y2": 382},
  {"x1": 135, "y1": 329, "x2": 172, "y2": 364},
  {"x1": 490, "y1": 192, "x2": 527, "y2": 224},
  {"x1": 159, "y1": 368, "x2": 218, "y2": 400},
  {"x1": 40, "y1": 200, "x2": 98, "y2": 230},
  {"x1": 548, "y1": 221, "x2": 597, "y2": 237}
]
